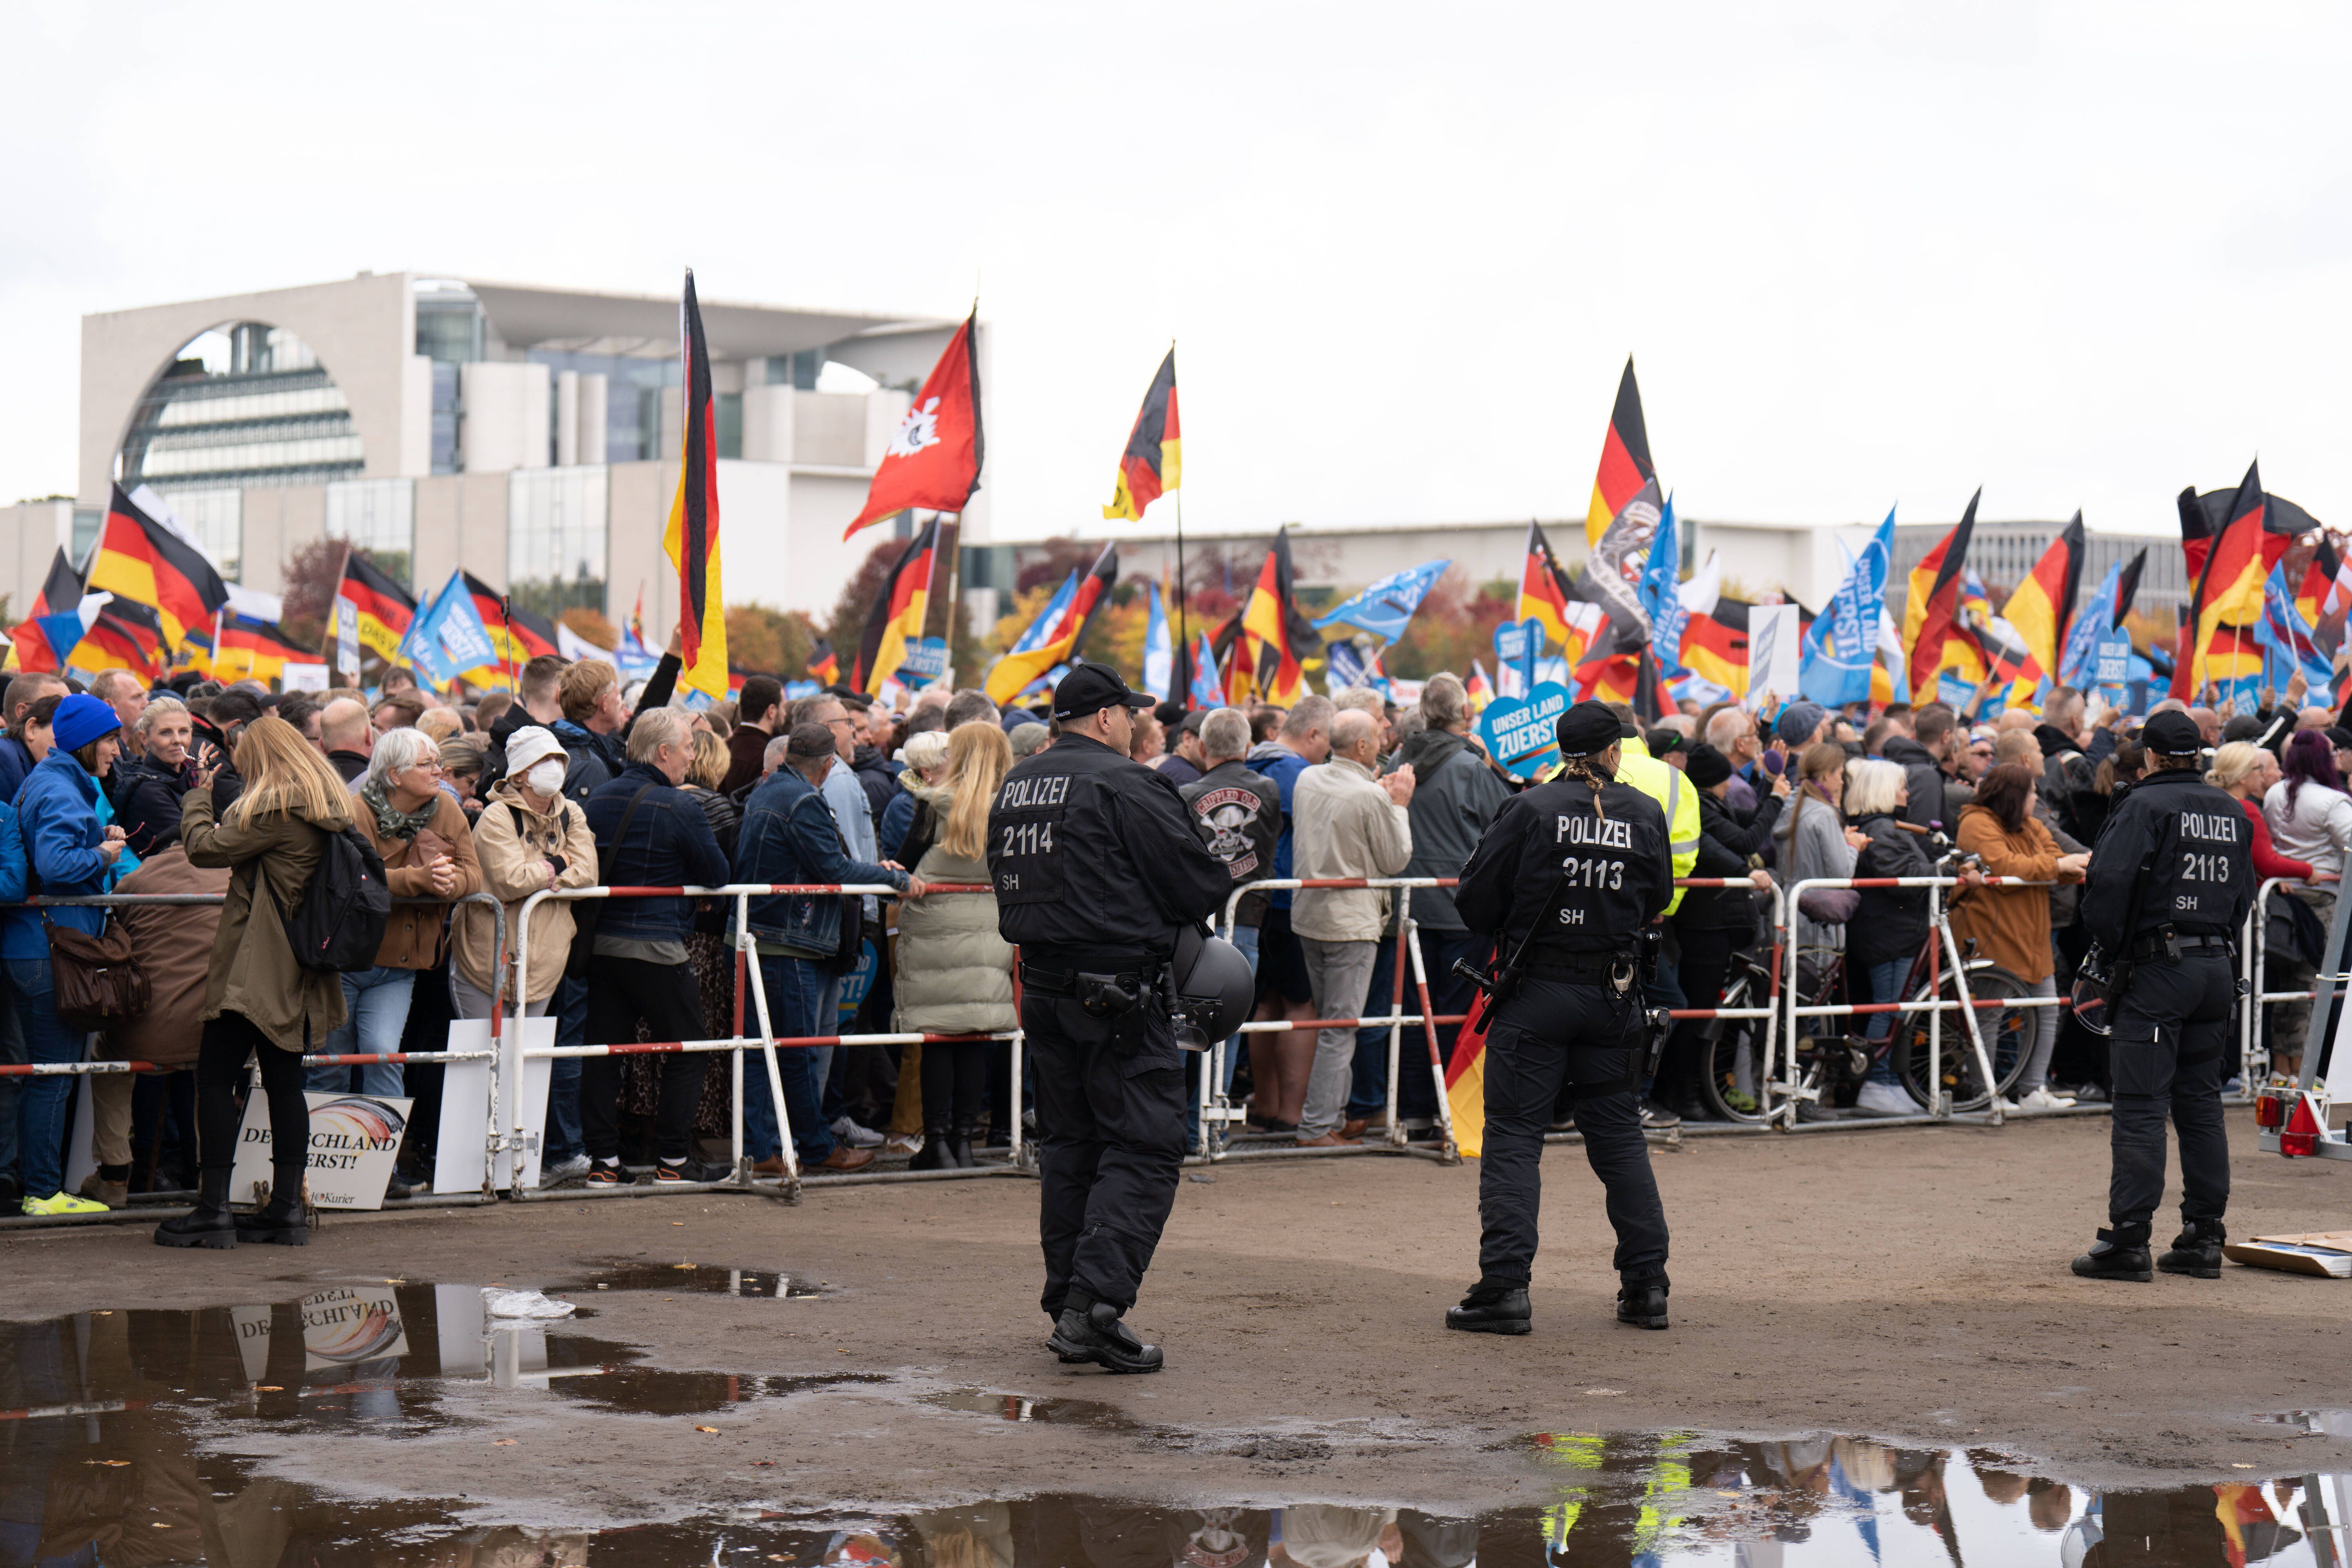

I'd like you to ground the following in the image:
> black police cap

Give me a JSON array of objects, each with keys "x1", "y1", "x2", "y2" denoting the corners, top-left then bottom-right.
[
  {"x1": 2141, "y1": 709, "x2": 2203, "y2": 755},
  {"x1": 1555, "y1": 699, "x2": 1623, "y2": 757},
  {"x1": 1052, "y1": 662, "x2": 1154, "y2": 722}
]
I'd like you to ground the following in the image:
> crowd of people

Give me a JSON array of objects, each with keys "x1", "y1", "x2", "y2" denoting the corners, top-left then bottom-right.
[{"x1": 0, "y1": 638, "x2": 2338, "y2": 1219}]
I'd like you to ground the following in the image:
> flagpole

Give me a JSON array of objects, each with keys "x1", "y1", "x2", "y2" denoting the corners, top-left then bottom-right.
[
  {"x1": 940, "y1": 512, "x2": 962, "y2": 690},
  {"x1": 1170, "y1": 339, "x2": 1188, "y2": 707}
]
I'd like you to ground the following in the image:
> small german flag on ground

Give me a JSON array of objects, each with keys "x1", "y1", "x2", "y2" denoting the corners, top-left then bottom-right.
[
  {"x1": 1103, "y1": 349, "x2": 1180, "y2": 521},
  {"x1": 1585, "y1": 358, "x2": 1655, "y2": 548}
]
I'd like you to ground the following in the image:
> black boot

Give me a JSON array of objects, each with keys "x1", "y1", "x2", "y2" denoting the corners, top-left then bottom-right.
[
  {"x1": 2071, "y1": 1223, "x2": 2152, "y2": 1281},
  {"x1": 2157, "y1": 1217, "x2": 2227, "y2": 1279},
  {"x1": 1445, "y1": 1283, "x2": 1532, "y2": 1336},
  {"x1": 1617, "y1": 1276, "x2": 1670, "y2": 1330},
  {"x1": 154, "y1": 1169, "x2": 236, "y2": 1250},
  {"x1": 948, "y1": 1121, "x2": 978, "y2": 1169},
  {"x1": 909, "y1": 1123, "x2": 953, "y2": 1171},
  {"x1": 236, "y1": 1172, "x2": 309, "y2": 1246},
  {"x1": 1047, "y1": 1301, "x2": 1164, "y2": 1373}
]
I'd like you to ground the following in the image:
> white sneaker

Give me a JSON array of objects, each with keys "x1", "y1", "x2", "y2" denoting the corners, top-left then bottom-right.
[
  {"x1": 2006, "y1": 1086, "x2": 2076, "y2": 1112},
  {"x1": 539, "y1": 1153, "x2": 592, "y2": 1188},
  {"x1": 831, "y1": 1116, "x2": 884, "y2": 1149},
  {"x1": 1853, "y1": 1080, "x2": 1917, "y2": 1116}
]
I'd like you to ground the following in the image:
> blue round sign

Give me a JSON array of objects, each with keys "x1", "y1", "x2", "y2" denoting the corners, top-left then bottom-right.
[{"x1": 1475, "y1": 681, "x2": 1573, "y2": 780}]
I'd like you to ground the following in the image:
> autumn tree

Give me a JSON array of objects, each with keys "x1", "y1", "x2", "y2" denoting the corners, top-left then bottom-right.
[{"x1": 560, "y1": 607, "x2": 619, "y2": 650}]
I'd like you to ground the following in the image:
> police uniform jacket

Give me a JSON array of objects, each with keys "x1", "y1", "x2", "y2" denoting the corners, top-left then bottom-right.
[
  {"x1": 989, "y1": 732, "x2": 1234, "y2": 969},
  {"x1": 1454, "y1": 773, "x2": 1672, "y2": 959},
  {"x1": 2082, "y1": 768, "x2": 2254, "y2": 941}
]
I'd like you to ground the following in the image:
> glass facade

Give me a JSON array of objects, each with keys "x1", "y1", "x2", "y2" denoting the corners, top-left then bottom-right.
[
  {"x1": 163, "y1": 489, "x2": 243, "y2": 582},
  {"x1": 529, "y1": 349, "x2": 678, "y2": 464},
  {"x1": 118, "y1": 324, "x2": 362, "y2": 493},
  {"x1": 415, "y1": 283, "x2": 484, "y2": 475},
  {"x1": 508, "y1": 466, "x2": 608, "y2": 620},
  {"x1": 326, "y1": 478, "x2": 417, "y2": 588}
]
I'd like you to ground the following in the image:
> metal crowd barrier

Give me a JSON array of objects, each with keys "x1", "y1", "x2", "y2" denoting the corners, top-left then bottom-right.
[{"x1": 2246, "y1": 876, "x2": 2321, "y2": 1093}]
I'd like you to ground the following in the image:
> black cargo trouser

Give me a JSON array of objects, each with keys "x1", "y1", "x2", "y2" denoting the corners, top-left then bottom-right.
[
  {"x1": 1026, "y1": 993, "x2": 1187, "y2": 1319},
  {"x1": 1478, "y1": 976, "x2": 1670, "y2": 1287},
  {"x1": 581, "y1": 956, "x2": 711, "y2": 1164},
  {"x1": 2107, "y1": 954, "x2": 2232, "y2": 1229}
]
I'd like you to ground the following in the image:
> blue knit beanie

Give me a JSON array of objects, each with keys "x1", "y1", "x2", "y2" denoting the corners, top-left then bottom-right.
[{"x1": 51, "y1": 693, "x2": 123, "y2": 755}]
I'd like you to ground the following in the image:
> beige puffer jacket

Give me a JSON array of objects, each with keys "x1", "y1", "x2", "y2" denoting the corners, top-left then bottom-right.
[
  {"x1": 893, "y1": 786, "x2": 1014, "y2": 1035},
  {"x1": 453, "y1": 779, "x2": 600, "y2": 1004}
]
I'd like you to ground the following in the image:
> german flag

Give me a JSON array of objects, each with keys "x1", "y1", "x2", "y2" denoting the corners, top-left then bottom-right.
[
  {"x1": 215, "y1": 616, "x2": 316, "y2": 686},
  {"x1": 461, "y1": 572, "x2": 560, "y2": 671},
  {"x1": 1680, "y1": 597, "x2": 1751, "y2": 696},
  {"x1": 1584, "y1": 358, "x2": 1656, "y2": 548},
  {"x1": 1518, "y1": 520, "x2": 1582, "y2": 655},
  {"x1": 8, "y1": 549, "x2": 90, "y2": 673},
  {"x1": 1103, "y1": 349, "x2": 1180, "y2": 521},
  {"x1": 984, "y1": 543, "x2": 1118, "y2": 704},
  {"x1": 172, "y1": 621, "x2": 214, "y2": 678},
  {"x1": 806, "y1": 638, "x2": 839, "y2": 687},
  {"x1": 1573, "y1": 646, "x2": 1641, "y2": 704},
  {"x1": 77, "y1": 599, "x2": 168, "y2": 683},
  {"x1": 1214, "y1": 527, "x2": 1321, "y2": 705},
  {"x1": 664, "y1": 269, "x2": 728, "y2": 704},
  {"x1": 85, "y1": 483, "x2": 229, "y2": 653},
  {"x1": 2189, "y1": 461, "x2": 2298, "y2": 692},
  {"x1": 334, "y1": 548, "x2": 417, "y2": 665},
  {"x1": 1998, "y1": 512, "x2": 2083, "y2": 706},
  {"x1": 1902, "y1": 489, "x2": 1985, "y2": 704},
  {"x1": 854, "y1": 515, "x2": 943, "y2": 693}
]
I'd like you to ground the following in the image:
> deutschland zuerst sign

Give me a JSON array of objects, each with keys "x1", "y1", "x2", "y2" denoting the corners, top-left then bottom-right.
[{"x1": 1475, "y1": 681, "x2": 1572, "y2": 781}]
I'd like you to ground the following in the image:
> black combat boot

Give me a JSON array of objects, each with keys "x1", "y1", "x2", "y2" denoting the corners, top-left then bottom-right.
[
  {"x1": 1048, "y1": 1300, "x2": 1164, "y2": 1373},
  {"x1": 153, "y1": 1169, "x2": 236, "y2": 1250},
  {"x1": 909, "y1": 1123, "x2": 953, "y2": 1171},
  {"x1": 947, "y1": 1121, "x2": 979, "y2": 1169},
  {"x1": 2157, "y1": 1217, "x2": 2227, "y2": 1279},
  {"x1": 1445, "y1": 1283, "x2": 1532, "y2": 1335},
  {"x1": 235, "y1": 1173, "x2": 309, "y2": 1246},
  {"x1": 2071, "y1": 1223, "x2": 2152, "y2": 1281},
  {"x1": 1617, "y1": 1275, "x2": 1670, "y2": 1330}
]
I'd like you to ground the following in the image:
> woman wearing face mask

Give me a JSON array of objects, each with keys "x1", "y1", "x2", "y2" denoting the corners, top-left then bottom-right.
[{"x1": 451, "y1": 725, "x2": 599, "y2": 1025}]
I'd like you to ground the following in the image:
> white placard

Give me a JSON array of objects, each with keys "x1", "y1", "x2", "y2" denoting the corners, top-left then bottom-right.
[
  {"x1": 230, "y1": 1305, "x2": 274, "y2": 1383},
  {"x1": 281, "y1": 662, "x2": 329, "y2": 691},
  {"x1": 433, "y1": 1019, "x2": 493, "y2": 1195},
  {"x1": 436, "y1": 1283, "x2": 487, "y2": 1378},
  {"x1": 490, "y1": 1014, "x2": 556, "y2": 1192},
  {"x1": 231, "y1": 1091, "x2": 411, "y2": 1209},
  {"x1": 1744, "y1": 604, "x2": 1802, "y2": 711}
]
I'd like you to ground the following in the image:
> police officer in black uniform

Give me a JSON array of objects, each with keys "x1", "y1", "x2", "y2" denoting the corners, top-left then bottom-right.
[
  {"x1": 1446, "y1": 699, "x2": 1675, "y2": 1335},
  {"x1": 2070, "y1": 707, "x2": 2253, "y2": 1281},
  {"x1": 988, "y1": 663, "x2": 1233, "y2": 1372}
]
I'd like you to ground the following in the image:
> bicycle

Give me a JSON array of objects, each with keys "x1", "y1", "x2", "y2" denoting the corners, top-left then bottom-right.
[{"x1": 1695, "y1": 857, "x2": 2035, "y2": 1122}]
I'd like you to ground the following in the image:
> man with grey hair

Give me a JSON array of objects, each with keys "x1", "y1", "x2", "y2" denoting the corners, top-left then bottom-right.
[
  {"x1": 944, "y1": 688, "x2": 998, "y2": 731},
  {"x1": 1703, "y1": 704, "x2": 1762, "y2": 812},
  {"x1": 1332, "y1": 686, "x2": 1394, "y2": 755},
  {"x1": 1242, "y1": 693, "x2": 1336, "y2": 1130},
  {"x1": 1179, "y1": 708, "x2": 1283, "y2": 1126},
  {"x1": 1289, "y1": 707, "x2": 1416, "y2": 1145}
]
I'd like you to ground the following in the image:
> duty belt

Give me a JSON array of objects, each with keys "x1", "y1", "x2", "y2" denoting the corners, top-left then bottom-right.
[
  {"x1": 1523, "y1": 951, "x2": 1640, "y2": 984},
  {"x1": 1020, "y1": 963, "x2": 1155, "y2": 1000},
  {"x1": 2125, "y1": 927, "x2": 2232, "y2": 963}
]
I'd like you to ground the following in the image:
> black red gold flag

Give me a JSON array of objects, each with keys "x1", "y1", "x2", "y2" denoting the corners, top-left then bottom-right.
[
  {"x1": 1584, "y1": 358, "x2": 1656, "y2": 547},
  {"x1": 85, "y1": 483, "x2": 229, "y2": 652},
  {"x1": 665, "y1": 269, "x2": 726, "y2": 704},
  {"x1": 807, "y1": 638, "x2": 840, "y2": 687},
  {"x1": 2186, "y1": 460, "x2": 2300, "y2": 693},
  {"x1": 854, "y1": 515, "x2": 943, "y2": 692},
  {"x1": 334, "y1": 548, "x2": 418, "y2": 664},
  {"x1": 847, "y1": 307, "x2": 984, "y2": 538},
  {"x1": 1103, "y1": 350, "x2": 1181, "y2": 521},
  {"x1": 1213, "y1": 527, "x2": 1321, "y2": 704},
  {"x1": 1518, "y1": 520, "x2": 1581, "y2": 653},
  {"x1": 1902, "y1": 489, "x2": 1984, "y2": 704},
  {"x1": 78, "y1": 599, "x2": 168, "y2": 683},
  {"x1": 1996, "y1": 511, "x2": 2085, "y2": 702},
  {"x1": 984, "y1": 543, "x2": 1118, "y2": 706}
]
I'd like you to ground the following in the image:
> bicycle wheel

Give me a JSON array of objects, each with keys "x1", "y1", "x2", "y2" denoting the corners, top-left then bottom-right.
[
  {"x1": 1892, "y1": 963, "x2": 2033, "y2": 1112},
  {"x1": 1698, "y1": 971, "x2": 1771, "y2": 1125}
]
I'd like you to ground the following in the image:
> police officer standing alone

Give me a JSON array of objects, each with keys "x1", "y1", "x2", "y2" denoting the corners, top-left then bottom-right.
[
  {"x1": 989, "y1": 664, "x2": 1233, "y2": 1372},
  {"x1": 1447, "y1": 700, "x2": 1675, "y2": 1334},
  {"x1": 2071, "y1": 707, "x2": 2252, "y2": 1282}
]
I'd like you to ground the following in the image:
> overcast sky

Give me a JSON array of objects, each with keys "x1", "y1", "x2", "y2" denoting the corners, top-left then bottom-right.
[{"x1": 6, "y1": 2, "x2": 2348, "y2": 541}]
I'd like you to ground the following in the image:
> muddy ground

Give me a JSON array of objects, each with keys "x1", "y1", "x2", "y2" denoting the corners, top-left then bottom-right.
[{"x1": 6, "y1": 1114, "x2": 2351, "y2": 1518}]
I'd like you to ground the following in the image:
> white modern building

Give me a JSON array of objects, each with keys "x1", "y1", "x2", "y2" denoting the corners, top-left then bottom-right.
[{"x1": 2, "y1": 272, "x2": 986, "y2": 636}]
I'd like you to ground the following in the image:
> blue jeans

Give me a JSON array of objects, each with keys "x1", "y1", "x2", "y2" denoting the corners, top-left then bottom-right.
[
  {"x1": 0, "y1": 965, "x2": 24, "y2": 1188},
  {"x1": 311, "y1": 965, "x2": 416, "y2": 1098},
  {"x1": 744, "y1": 954, "x2": 837, "y2": 1165},
  {"x1": 1862, "y1": 956, "x2": 1909, "y2": 1083},
  {"x1": 5, "y1": 959, "x2": 86, "y2": 1202},
  {"x1": 546, "y1": 973, "x2": 589, "y2": 1163}
]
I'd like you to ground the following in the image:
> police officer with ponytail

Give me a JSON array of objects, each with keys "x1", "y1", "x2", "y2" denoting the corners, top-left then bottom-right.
[{"x1": 1447, "y1": 700, "x2": 1676, "y2": 1335}]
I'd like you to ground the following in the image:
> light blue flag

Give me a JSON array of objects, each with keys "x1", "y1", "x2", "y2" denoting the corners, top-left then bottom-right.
[
  {"x1": 1142, "y1": 581, "x2": 1173, "y2": 701},
  {"x1": 1799, "y1": 508, "x2": 1895, "y2": 707},
  {"x1": 1312, "y1": 558, "x2": 1450, "y2": 642},
  {"x1": 2056, "y1": 562, "x2": 2122, "y2": 690},
  {"x1": 399, "y1": 568, "x2": 499, "y2": 688},
  {"x1": 2258, "y1": 561, "x2": 2333, "y2": 687},
  {"x1": 1008, "y1": 572, "x2": 1078, "y2": 656},
  {"x1": 1642, "y1": 493, "x2": 1685, "y2": 677}
]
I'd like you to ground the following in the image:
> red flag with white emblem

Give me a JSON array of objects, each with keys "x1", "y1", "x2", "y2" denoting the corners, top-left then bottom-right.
[{"x1": 844, "y1": 308, "x2": 984, "y2": 539}]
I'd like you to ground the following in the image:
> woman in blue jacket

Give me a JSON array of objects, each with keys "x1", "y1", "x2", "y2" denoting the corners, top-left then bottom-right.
[
  {"x1": 5, "y1": 695, "x2": 128, "y2": 1216},
  {"x1": 0, "y1": 795, "x2": 27, "y2": 1210}
]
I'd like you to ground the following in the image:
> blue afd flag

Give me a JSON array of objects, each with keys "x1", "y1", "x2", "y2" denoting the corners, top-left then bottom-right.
[
  {"x1": 397, "y1": 569, "x2": 499, "y2": 688},
  {"x1": 1188, "y1": 629, "x2": 1222, "y2": 710},
  {"x1": 1312, "y1": 558, "x2": 1449, "y2": 643},
  {"x1": 1642, "y1": 493, "x2": 1685, "y2": 677},
  {"x1": 1142, "y1": 581, "x2": 1173, "y2": 701},
  {"x1": 2056, "y1": 561, "x2": 2123, "y2": 689},
  {"x1": 1800, "y1": 508, "x2": 1894, "y2": 708},
  {"x1": 1007, "y1": 571, "x2": 1078, "y2": 656}
]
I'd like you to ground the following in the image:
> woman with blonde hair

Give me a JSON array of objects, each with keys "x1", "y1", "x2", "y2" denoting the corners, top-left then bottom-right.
[
  {"x1": 894, "y1": 721, "x2": 1016, "y2": 1169},
  {"x1": 160, "y1": 716, "x2": 358, "y2": 1249}
]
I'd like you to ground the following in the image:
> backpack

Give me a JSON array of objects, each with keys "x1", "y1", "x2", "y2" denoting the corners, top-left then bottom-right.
[{"x1": 260, "y1": 824, "x2": 392, "y2": 973}]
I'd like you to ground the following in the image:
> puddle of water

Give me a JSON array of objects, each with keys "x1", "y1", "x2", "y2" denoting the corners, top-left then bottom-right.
[
  {"x1": 6, "y1": 1302, "x2": 2348, "y2": 1566},
  {"x1": 553, "y1": 1262, "x2": 828, "y2": 1299}
]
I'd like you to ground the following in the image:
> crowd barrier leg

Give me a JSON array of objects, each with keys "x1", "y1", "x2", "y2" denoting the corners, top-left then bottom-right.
[
  {"x1": 1403, "y1": 916, "x2": 1458, "y2": 1163},
  {"x1": 1008, "y1": 951, "x2": 1030, "y2": 1170},
  {"x1": 1383, "y1": 890, "x2": 1409, "y2": 1147},
  {"x1": 737, "y1": 897, "x2": 801, "y2": 1198},
  {"x1": 1925, "y1": 884, "x2": 1945, "y2": 1118}
]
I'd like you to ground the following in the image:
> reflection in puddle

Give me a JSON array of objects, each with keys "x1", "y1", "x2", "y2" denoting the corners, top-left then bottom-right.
[
  {"x1": 554, "y1": 1263, "x2": 828, "y2": 1298},
  {"x1": 6, "y1": 1299, "x2": 2352, "y2": 1566}
]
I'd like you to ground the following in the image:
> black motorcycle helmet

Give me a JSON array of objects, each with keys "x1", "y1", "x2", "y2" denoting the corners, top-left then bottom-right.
[{"x1": 1171, "y1": 922, "x2": 1255, "y2": 1050}]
